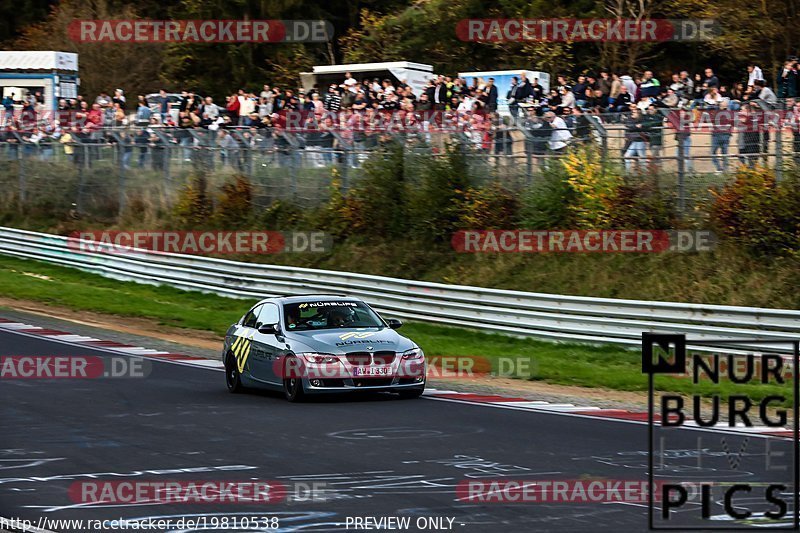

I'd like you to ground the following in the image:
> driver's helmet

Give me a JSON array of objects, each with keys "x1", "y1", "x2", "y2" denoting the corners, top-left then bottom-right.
[{"x1": 328, "y1": 306, "x2": 355, "y2": 326}]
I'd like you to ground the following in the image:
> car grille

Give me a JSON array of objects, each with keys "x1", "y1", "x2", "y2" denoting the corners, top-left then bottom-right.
[
  {"x1": 372, "y1": 352, "x2": 396, "y2": 365},
  {"x1": 345, "y1": 351, "x2": 395, "y2": 366},
  {"x1": 346, "y1": 353, "x2": 371, "y2": 366}
]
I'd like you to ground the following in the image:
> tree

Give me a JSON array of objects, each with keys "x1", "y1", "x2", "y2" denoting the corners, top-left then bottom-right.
[
  {"x1": 596, "y1": 0, "x2": 666, "y2": 72},
  {"x1": 13, "y1": 0, "x2": 166, "y2": 99},
  {"x1": 339, "y1": 0, "x2": 573, "y2": 75}
]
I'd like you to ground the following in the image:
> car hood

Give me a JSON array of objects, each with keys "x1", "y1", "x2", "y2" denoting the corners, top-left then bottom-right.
[{"x1": 284, "y1": 327, "x2": 415, "y2": 354}]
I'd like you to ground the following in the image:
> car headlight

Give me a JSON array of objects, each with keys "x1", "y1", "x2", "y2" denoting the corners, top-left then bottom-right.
[
  {"x1": 300, "y1": 353, "x2": 340, "y2": 364},
  {"x1": 401, "y1": 348, "x2": 424, "y2": 360}
]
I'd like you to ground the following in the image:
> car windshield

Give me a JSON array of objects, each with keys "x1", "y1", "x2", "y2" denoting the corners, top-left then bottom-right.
[{"x1": 283, "y1": 300, "x2": 384, "y2": 331}]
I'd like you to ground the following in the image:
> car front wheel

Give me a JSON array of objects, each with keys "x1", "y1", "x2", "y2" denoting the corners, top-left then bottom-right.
[
  {"x1": 225, "y1": 353, "x2": 243, "y2": 393},
  {"x1": 283, "y1": 357, "x2": 306, "y2": 402}
]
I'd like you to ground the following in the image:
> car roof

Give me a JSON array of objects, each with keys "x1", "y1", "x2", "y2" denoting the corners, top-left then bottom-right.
[{"x1": 256, "y1": 294, "x2": 361, "y2": 306}]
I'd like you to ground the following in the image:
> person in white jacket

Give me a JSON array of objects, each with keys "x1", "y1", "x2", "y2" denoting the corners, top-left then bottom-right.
[
  {"x1": 544, "y1": 111, "x2": 572, "y2": 152},
  {"x1": 558, "y1": 87, "x2": 576, "y2": 109},
  {"x1": 620, "y1": 74, "x2": 638, "y2": 101},
  {"x1": 747, "y1": 65, "x2": 764, "y2": 87}
]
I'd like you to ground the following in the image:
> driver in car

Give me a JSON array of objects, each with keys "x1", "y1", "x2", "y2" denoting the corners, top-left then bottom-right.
[
  {"x1": 286, "y1": 306, "x2": 301, "y2": 329},
  {"x1": 328, "y1": 307, "x2": 353, "y2": 327}
]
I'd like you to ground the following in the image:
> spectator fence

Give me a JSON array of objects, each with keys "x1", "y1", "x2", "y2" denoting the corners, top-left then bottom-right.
[{"x1": 2, "y1": 107, "x2": 799, "y2": 221}]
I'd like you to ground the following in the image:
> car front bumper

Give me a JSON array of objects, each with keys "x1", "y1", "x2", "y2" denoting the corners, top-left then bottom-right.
[{"x1": 301, "y1": 376, "x2": 425, "y2": 394}]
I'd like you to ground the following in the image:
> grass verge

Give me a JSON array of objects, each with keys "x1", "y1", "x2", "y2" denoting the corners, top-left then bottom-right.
[{"x1": 0, "y1": 253, "x2": 791, "y2": 405}]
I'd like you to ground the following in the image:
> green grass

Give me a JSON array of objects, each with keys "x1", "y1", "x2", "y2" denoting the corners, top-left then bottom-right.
[
  {"x1": 0, "y1": 253, "x2": 792, "y2": 404},
  {"x1": 0, "y1": 255, "x2": 244, "y2": 332}
]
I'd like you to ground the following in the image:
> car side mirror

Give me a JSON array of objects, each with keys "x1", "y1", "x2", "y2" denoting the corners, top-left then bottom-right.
[
  {"x1": 386, "y1": 318, "x2": 403, "y2": 330},
  {"x1": 258, "y1": 323, "x2": 279, "y2": 334}
]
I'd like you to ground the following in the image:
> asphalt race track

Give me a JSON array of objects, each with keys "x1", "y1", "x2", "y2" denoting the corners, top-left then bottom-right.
[{"x1": 0, "y1": 325, "x2": 794, "y2": 532}]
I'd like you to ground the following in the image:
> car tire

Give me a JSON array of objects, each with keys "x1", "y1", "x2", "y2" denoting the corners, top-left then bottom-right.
[
  {"x1": 398, "y1": 387, "x2": 425, "y2": 399},
  {"x1": 283, "y1": 357, "x2": 306, "y2": 402},
  {"x1": 225, "y1": 353, "x2": 244, "y2": 393}
]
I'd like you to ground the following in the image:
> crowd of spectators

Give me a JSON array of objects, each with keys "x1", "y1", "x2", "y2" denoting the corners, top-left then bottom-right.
[{"x1": 1, "y1": 57, "x2": 800, "y2": 172}]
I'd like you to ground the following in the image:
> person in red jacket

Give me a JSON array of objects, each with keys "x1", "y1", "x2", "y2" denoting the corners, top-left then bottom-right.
[
  {"x1": 225, "y1": 93, "x2": 240, "y2": 123},
  {"x1": 86, "y1": 103, "x2": 103, "y2": 127}
]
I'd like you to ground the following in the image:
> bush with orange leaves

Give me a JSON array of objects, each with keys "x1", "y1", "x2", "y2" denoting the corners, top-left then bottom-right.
[
  {"x1": 709, "y1": 166, "x2": 800, "y2": 256},
  {"x1": 458, "y1": 183, "x2": 520, "y2": 229}
]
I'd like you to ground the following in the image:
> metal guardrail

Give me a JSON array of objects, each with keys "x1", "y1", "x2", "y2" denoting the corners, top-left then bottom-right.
[{"x1": 1, "y1": 226, "x2": 798, "y2": 354}]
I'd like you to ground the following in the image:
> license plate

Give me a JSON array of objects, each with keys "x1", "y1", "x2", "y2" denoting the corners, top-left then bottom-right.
[{"x1": 353, "y1": 367, "x2": 392, "y2": 376}]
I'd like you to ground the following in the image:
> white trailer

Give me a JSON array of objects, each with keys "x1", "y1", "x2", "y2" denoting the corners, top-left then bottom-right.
[{"x1": 301, "y1": 61, "x2": 436, "y2": 98}]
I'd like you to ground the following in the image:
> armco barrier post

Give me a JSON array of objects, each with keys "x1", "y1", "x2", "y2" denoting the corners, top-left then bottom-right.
[
  {"x1": 117, "y1": 141, "x2": 126, "y2": 218},
  {"x1": 290, "y1": 149, "x2": 298, "y2": 201},
  {"x1": 600, "y1": 134, "x2": 608, "y2": 179},
  {"x1": 588, "y1": 116, "x2": 608, "y2": 180},
  {"x1": 341, "y1": 148, "x2": 350, "y2": 194},
  {"x1": 676, "y1": 144, "x2": 686, "y2": 215},
  {"x1": 75, "y1": 145, "x2": 89, "y2": 213},
  {"x1": 16, "y1": 145, "x2": 25, "y2": 211},
  {"x1": 164, "y1": 144, "x2": 172, "y2": 185}
]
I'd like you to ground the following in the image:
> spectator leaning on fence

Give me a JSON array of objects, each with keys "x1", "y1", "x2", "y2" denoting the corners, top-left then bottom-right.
[
  {"x1": 755, "y1": 80, "x2": 779, "y2": 106},
  {"x1": 202, "y1": 97, "x2": 219, "y2": 120},
  {"x1": 543, "y1": 111, "x2": 572, "y2": 153},
  {"x1": 59, "y1": 127, "x2": 74, "y2": 159},
  {"x1": 674, "y1": 110, "x2": 693, "y2": 172},
  {"x1": 738, "y1": 103, "x2": 761, "y2": 167},
  {"x1": 644, "y1": 105, "x2": 663, "y2": 163},
  {"x1": 156, "y1": 89, "x2": 169, "y2": 121},
  {"x1": 566, "y1": 106, "x2": 591, "y2": 143},
  {"x1": 623, "y1": 107, "x2": 648, "y2": 172},
  {"x1": 709, "y1": 100, "x2": 733, "y2": 173},
  {"x1": 703, "y1": 86, "x2": 724, "y2": 108}
]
